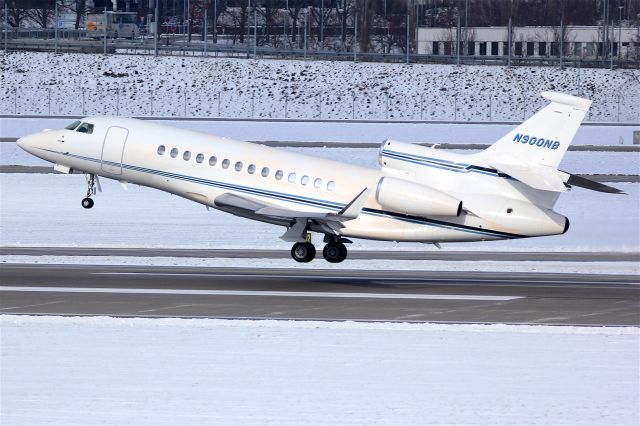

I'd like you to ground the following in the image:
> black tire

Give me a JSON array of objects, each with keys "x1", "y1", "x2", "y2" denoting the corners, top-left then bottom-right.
[
  {"x1": 81, "y1": 197, "x2": 94, "y2": 209},
  {"x1": 323, "y1": 242, "x2": 347, "y2": 263},
  {"x1": 291, "y1": 242, "x2": 315, "y2": 263}
]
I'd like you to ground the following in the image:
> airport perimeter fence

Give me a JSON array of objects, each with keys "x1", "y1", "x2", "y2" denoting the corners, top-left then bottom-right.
[
  {"x1": 3, "y1": 31, "x2": 640, "y2": 70},
  {"x1": 2, "y1": 85, "x2": 639, "y2": 123}
]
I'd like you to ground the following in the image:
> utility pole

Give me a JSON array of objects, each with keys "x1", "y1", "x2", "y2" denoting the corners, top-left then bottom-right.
[
  {"x1": 406, "y1": 12, "x2": 410, "y2": 63},
  {"x1": 456, "y1": 15, "x2": 460, "y2": 65},
  {"x1": 464, "y1": 0, "x2": 468, "y2": 55},
  {"x1": 618, "y1": 5, "x2": 623, "y2": 60},
  {"x1": 320, "y1": 0, "x2": 324, "y2": 49},
  {"x1": 507, "y1": 16, "x2": 512, "y2": 67},
  {"x1": 154, "y1": 0, "x2": 159, "y2": 56},
  {"x1": 204, "y1": 7, "x2": 208, "y2": 54},
  {"x1": 560, "y1": 18, "x2": 563, "y2": 68},
  {"x1": 54, "y1": 1, "x2": 58, "y2": 54},
  {"x1": 303, "y1": 7, "x2": 308, "y2": 59},
  {"x1": 103, "y1": 6, "x2": 107, "y2": 55},
  {"x1": 4, "y1": 0, "x2": 8, "y2": 53},
  {"x1": 214, "y1": 0, "x2": 217, "y2": 43},
  {"x1": 254, "y1": 0, "x2": 257, "y2": 56},
  {"x1": 353, "y1": 11, "x2": 357, "y2": 62}
]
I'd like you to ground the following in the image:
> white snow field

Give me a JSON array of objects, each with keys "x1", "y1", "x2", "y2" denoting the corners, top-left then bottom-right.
[
  {"x1": 2, "y1": 52, "x2": 639, "y2": 121},
  {"x1": 0, "y1": 173, "x2": 638, "y2": 253},
  {"x1": 1, "y1": 315, "x2": 638, "y2": 425}
]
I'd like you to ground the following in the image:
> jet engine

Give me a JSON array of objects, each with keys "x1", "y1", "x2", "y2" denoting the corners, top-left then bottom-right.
[{"x1": 375, "y1": 177, "x2": 462, "y2": 217}]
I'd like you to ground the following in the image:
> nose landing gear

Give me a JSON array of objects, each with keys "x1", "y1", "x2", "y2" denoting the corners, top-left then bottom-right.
[{"x1": 81, "y1": 174, "x2": 99, "y2": 209}]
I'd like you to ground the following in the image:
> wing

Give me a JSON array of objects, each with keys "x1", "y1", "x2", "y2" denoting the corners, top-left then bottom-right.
[{"x1": 213, "y1": 188, "x2": 371, "y2": 242}]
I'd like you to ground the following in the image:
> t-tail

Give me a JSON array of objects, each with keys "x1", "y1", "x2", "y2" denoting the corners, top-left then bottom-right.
[{"x1": 476, "y1": 91, "x2": 624, "y2": 195}]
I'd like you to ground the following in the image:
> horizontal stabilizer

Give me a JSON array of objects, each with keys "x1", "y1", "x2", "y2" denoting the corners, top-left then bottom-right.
[
  {"x1": 565, "y1": 173, "x2": 626, "y2": 194},
  {"x1": 490, "y1": 161, "x2": 567, "y2": 192}
]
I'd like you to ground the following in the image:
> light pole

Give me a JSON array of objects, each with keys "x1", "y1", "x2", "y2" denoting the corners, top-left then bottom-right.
[{"x1": 618, "y1": 5, "x2": 623, "y2": 59}]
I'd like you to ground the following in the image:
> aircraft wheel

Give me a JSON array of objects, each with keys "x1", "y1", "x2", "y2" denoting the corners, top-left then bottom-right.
[
  {"x1": 81, "y1": 197, "x2": 94, "y2": 209},
  {"x1": 291, "y1": 242, "x2": 315, "y2": 263},
  {"x1": 323, "y1": 242, "x2": 347, "y2": 263}
]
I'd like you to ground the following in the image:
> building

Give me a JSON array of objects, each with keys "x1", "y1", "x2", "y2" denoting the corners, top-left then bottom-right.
[{"x1": 417, "y1": 26, "x2": 640, "y2": 59}]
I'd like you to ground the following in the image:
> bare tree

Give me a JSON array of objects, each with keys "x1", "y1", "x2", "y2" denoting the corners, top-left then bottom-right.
[
  {"x1": 27, "y1": 0, "x2": 55, "y2": 29},
  {"x1": 6, "y1": 0, "x2": 29, "y2": 27}
]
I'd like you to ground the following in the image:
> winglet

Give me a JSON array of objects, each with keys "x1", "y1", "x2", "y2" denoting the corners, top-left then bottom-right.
[{"x1": 337, "y1": 188, "x2": 370, "y2": 219}]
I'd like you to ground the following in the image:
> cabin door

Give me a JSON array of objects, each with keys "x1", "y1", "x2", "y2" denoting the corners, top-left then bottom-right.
[{"x1": 101, "y1": 126, "x2": 128, "y2": 175}]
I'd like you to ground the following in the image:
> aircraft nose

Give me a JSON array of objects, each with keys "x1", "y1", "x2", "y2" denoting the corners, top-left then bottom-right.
[{"x1": 16, "y1": 133, "x2": 41, "y2": 154}]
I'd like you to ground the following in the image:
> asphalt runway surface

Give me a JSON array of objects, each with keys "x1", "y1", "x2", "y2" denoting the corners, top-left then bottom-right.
[
  {"x1": 1, "y1": 264, "x2": 638, "y2": 326},
  {"x1": 2, "y1": 246, "x2": 639, "y2": 262}
]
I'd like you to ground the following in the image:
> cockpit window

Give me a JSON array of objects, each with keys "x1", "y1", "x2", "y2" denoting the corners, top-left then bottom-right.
[
  {"x1": 76, "y1": 123, "x2": 94, "y2": 134},
  {"x1": 65, "y1": 120, "x2": 81, "y2": 130}
]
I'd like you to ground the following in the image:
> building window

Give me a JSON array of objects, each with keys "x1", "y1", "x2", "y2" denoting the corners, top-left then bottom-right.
[
  {"x1": 327, "y1": 181, "x2": 335, "y2": 191},
  {"x1": 613, "y1": 42, "x2": 618, "y2": 57},
  {"x1": 551, "y1": 42, "x2": 559, "y2": 56},
  {"x1": 222, "y1": 159, "x2": 230, "y2": 169},
  {"x1": 526, "y1": 42, "x2": 535, "y2": 56},
  {"x1": 157, "y1": 145, "x2": 166, "y2": 155},
  {"x1": 234, "y1": 161, "x2": 243, "y2": 172},
  {"x1": 314, "y1": 178, "x2": 322, "y2": 189},
  {"x1": 515, "y1": 42, "x2": 523, "y2": 56},
  {"x1": 467, "y1": 42, "x2": 475, "y2": 55},
  {"x1": 574, "y1": 42, "x2": 582, "y2": 57},
  {"x1": 301, "y1": 175, "x2": 309, "y2": 186},
  {"x1": 275, "y1": 170, "x2": 283, "y2": 180},
  {"x1": 196, "y1": 153, "x2": 204, "y2": 163},
  {"x1": 585, "y1": 43, "x2": 594, "y2": 57},
  {"x1": 491, "y1": 42, "x2": 499, "y2": 55},
  {"x1": 539, "y1": 42, "x2": 547, "y2": 56},
  {"x1": 444, "y1": 41, "x2": 451, "y2": 55},
  {"x1": 288, "y1": 173, "x2": 296, "y2": 183},
  {"x1": 209, "y1": 156, "x2": 217, "y2": 166},
  {"x1": 247, "y1": 164, "x2": 256, "y2": 174},
  {"x1": 183, "y1": 151, "x2": 191, "y2": 161},
  {"x1": 170, "y1": 148, "x2": 178, "y2": 158},
  {"x1": 261, "y1": 167, "x2": 269, "y2": 177},
  {"x1": 479, "y1": 42, "x2": 487, "y2": 56},
  {"x1": 502, "y1": 42, "x2": 509, "y2": 56},
  {"x1": 432, "y1": 41, "x2": 439, "y2": 55}
]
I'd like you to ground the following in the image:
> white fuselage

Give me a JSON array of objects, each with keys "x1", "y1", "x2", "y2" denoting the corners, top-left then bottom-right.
[{"x1": 17, "y1": 116, "x2": 568, "y2": 244}]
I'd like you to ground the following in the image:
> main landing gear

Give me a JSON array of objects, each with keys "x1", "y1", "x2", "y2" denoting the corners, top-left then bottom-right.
[
  {"x1": 81, "y1": 174, "x2": 98, "y2": 209},
  {"x1": 290, "y1": 236, "x2": 348, "y2": 263}
]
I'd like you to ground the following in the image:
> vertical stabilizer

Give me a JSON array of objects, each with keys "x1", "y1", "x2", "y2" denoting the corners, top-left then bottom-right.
[{"x1": 479, "y1": 92, "x2": 591, "y2": 169}]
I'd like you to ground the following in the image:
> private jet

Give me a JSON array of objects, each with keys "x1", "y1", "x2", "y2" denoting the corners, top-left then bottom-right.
[{"x1": 17, "y1": 91, "x2": 622, "y2": 263}]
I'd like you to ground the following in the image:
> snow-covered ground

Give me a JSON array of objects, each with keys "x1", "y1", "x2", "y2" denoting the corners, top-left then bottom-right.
[
  {"x1": 2, "y1": 117, "x2": 638, "y2": 146},
  {"x1": 2, "y1": 52, "x2": 639, "y2": 121},
  {"x1": 0, "y1": 173, "x2": 637, "y2": 252},
  {"x1": 1, "y1": 315, "x2": 638, "y2": 425}
]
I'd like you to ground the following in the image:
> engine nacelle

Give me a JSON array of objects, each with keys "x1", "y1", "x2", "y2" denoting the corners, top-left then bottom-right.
[{"x1": 376, "y1": 177, "x2": 462, "y2": 217}]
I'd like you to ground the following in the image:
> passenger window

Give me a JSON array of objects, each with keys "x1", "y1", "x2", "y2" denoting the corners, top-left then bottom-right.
[
  {"x1": 183, "y1": 151, "x2": 191, "y2": 161},
  {"x1": 65, "y1": 120, "x2": 81, "y2": 130},
  {"x1": 247, "y1": 164, "x2": 256, "y2": 174},
  {"x1": 301, "y1": 175, "x2": 309, "y2": 185},
  {"x1": 235, "y1": 161, "x2": 243, "y2": 172},
  {"x1": 170, "y1": 148, "x2": 179, "y2": 158},
  {"x1": 288, "y1": 173, "x2": 296, "y2": 183},
  {"x1": 157, "y1": 145, "x2": 166, "y2": 155},
  {"x1": 327, "y1": 181, "x2": 335, "y2": 191},
  {"x1": 196, "y1": 153, "x2": 204, "y2": 163},
  {"x1": 209, "y1": 156, "x2": 217, "y2": 166},
  {"x1": 275, "y1": 170, "x2": 283, "y2": 180},
  {"x1": 76, "y1": 123, "x2": 94, "y2": 134},
  {"x1": 222, "y1": 159, "x2": 230, "y2": 169},
  {"x1": 261, "y1": 167, "x2": 269, "y2": 177},
  {"x1": 314, "y1": 178, "x2": 322, "y2": 188}
]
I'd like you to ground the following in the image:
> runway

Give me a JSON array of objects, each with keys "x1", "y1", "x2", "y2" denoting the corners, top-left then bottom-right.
[
  {"x1": 2, "y1": 246, "x2": 639, "y2": 262},
  {"x1": 1, "y1": 264, "x2": 638, "y2": 326}
]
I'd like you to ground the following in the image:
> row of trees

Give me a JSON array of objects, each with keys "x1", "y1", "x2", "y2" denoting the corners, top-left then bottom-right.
[{"x1": 3, "y1": 0, "x2": 639, "y2": 55}]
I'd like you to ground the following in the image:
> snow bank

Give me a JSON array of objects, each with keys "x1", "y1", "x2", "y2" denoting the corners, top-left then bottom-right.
[
  {"x1": 1, "y1": 315, "x2": 638, "y2": 425},
  {"x1": 0, "y1": 174, "x2": 637, "y2": 252},
  {"x1": 2, "y1": 51, "x2": 639, "y2": 121}
]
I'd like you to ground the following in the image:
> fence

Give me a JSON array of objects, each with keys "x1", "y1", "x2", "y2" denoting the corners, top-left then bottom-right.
[{"x1": 3, "y1": 85, "x2": 638, "y2": 122}]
